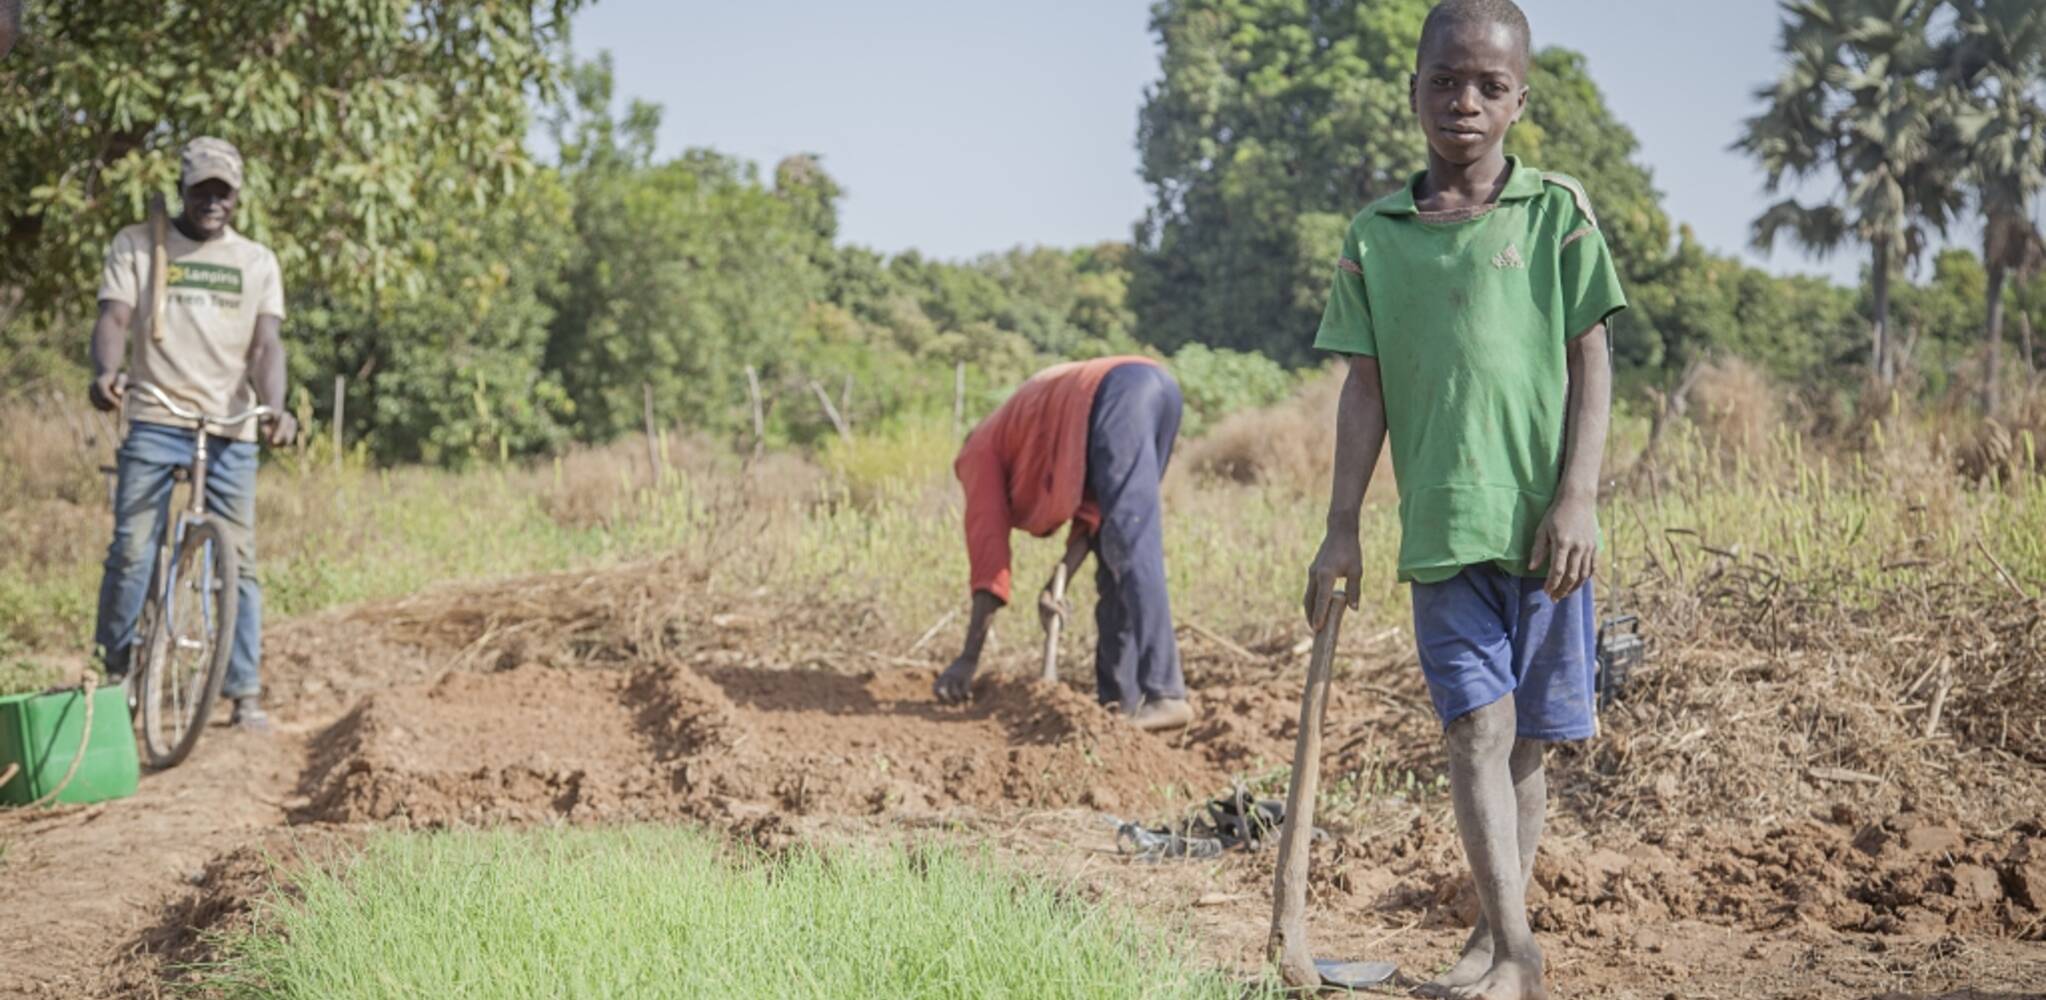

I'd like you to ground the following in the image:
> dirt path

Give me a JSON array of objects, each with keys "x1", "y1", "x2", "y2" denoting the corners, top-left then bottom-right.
[{"x1": 0, "y1": 723, "x2": 302, "y2": 998}]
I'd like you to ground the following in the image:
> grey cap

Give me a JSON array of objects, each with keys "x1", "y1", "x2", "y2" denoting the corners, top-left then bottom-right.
[{"x1": 180, "y1": 137, "x2": 244, "y2": 192}]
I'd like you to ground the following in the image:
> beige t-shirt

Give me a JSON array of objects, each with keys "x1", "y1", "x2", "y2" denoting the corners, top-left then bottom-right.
[{"x1": 98, "y1": 223, "x2": 286, "y2": 442}]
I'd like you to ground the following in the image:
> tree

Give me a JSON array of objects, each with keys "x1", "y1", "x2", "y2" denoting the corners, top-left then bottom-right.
[
  {"x1": 1168, "y1": 343, "x2": 1295, "y2": 437},
  {"x1": 1621, "y1": 225, "x2": 1862, "y2": 389},
  {"x1": 0, "y1": 0, "x2": 585, "y2": 338},
  {"x1": 544, "y1": 58, "x2": 822, "y2": 441},
  {"x1": 1132, "y1": 0, "x2": 1433, "y2": 363},
  {"x1": 294, "y1": 172, "x2": 578, "y2": 466},
  {"x1": 1887, "y1": 247, "x2": 1989, "y2": 391},
  {"x1": 1131, "y1": 0, "x2": 1671, "y2": 366},
  {"x1": 1948, "y1": 0, "x2": 2046, "y2": 414},
  {"x1": 1736, "y1": 0, "x2": 1969, "y2": 385}
]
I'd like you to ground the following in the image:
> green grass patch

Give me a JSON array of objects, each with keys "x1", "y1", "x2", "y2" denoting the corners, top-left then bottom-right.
[
  {"x1": 200, "y1": 826, "x2": 1259, "y2": 999},
  {"x1": 0, "y1": 637, "x2": 64, "y2": 696}
]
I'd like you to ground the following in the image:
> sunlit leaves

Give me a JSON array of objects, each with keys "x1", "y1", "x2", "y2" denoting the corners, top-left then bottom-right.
[{"x1": 0, "y1": 0, "x2": 586, "y2": 328}]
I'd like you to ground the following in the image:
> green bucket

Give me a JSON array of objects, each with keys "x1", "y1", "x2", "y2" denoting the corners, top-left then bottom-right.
[{"x1": 0, "y1": 684, "x2": 139, "y2": 807}]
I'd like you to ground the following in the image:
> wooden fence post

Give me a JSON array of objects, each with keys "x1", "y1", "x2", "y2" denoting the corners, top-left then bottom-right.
[
  {"x1": 745, "y1": 365, "x2": 767, "y2": 459},
  {"x1": 809, "y1": 380, "x2": 852, "y2": 443},
  {"x1": 953, "y1": 361, "x2": 966, "y2": 440},
  {"x1": 331, "y1": 375, "x2": 345, "y2": 469},
  {"x1": 642, "y1": 382, "x2": 664, "y2": 486}
]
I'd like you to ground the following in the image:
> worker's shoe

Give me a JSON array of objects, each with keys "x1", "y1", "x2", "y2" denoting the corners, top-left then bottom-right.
[
  {"x1": 229, "y1": 695, "x2": 273, "y2": 734},
  {"x1": 1129, "y1": 697, "x2": 1195, "y2": 732}
]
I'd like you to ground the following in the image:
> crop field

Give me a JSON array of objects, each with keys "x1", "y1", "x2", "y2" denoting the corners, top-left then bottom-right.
[{"x1": 2, "y1": 370, "x2": 2043, "y2": 998}]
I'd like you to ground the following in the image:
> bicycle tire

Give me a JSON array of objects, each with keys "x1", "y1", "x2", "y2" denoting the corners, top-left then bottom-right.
[{"x1": 138, "y1": 518, "x2": 239, "y2": 768}]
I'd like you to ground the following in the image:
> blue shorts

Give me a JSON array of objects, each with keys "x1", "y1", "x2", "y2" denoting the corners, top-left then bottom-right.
[{"x1": 1410, "y1": 565, "x2": 1597, "y2": 741}]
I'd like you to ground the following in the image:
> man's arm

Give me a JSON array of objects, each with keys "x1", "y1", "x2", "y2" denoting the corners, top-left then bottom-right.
[
  {"x1": 88, "y1": 301, "x2": 133, "y2": 411},
  {"x1": 1529, "y1": 324, "x2": 1611, "y2": 599},
  {"x1": 244, "y1": 314, "x2": 297, "y2": 445},
  {"x1": 1304, "y1": 354, "x2": 1389, "y2": 628}
]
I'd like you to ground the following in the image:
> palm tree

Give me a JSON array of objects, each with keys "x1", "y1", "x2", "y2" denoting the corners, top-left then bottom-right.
[
  {"x1": 1736, "y1": 0, "x2": 1970, "y2": 384},
  {"x1": 1948, "y1": 0, "x2": 2046, "y2": 414}
]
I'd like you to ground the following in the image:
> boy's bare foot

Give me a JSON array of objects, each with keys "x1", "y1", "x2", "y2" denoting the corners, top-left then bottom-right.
[
  {"x1": 1449, "y1": 950, "x2": 1546, "y2": 1000},
  {"x1": 1421, "y1": 925, "x2": 1493, "y2": 994}
]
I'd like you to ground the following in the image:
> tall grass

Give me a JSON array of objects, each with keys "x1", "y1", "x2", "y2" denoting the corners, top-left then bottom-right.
[
  {"x1": 4, "y1": 380, "x2": 2041, "y2": 692},
  {"x1": 201, "y1": 826, "x2": 1254, "y2": 999}
]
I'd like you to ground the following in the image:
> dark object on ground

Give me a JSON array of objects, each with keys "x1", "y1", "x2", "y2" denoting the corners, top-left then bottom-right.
[
  {"x1": 1115, "y1": 821, "x2": 1223, "y2": 861},
  {"x1": 1596, "y1": 614, "x2": 1645, "y2": 711},
  {"x1": 1112, "y1": 792, "x2": 1293, "y2": 862},
  {"x1": 1203, "y1": 791, "x2": 1286, "y2": 849}
]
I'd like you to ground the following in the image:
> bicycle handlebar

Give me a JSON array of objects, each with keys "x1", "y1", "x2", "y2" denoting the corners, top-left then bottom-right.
[{"x1": 130, "y1": 381, "x2": 274, "y2": 430}]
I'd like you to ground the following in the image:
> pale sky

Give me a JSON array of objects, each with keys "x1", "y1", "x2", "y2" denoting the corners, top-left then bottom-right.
[{"x1": 569, "y1": 0, "x2": 1969, "y2": 287}]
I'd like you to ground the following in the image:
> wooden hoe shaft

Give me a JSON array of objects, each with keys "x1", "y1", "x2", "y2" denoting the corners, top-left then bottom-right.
[
  {"x1": 1268, "y1": 591, "x2": 1347, "y2": 988},
  {"x1": 1039, "y1": 562, "x2": 1068, "y2": 684}
]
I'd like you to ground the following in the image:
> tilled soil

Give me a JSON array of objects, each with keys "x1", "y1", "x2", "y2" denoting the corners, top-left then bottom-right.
[{"x1": 2, "y1": 573, "x2": 2043, "y2": 998}]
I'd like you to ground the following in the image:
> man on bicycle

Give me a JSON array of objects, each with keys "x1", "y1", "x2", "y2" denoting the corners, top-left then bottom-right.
[{"x1": 88, "y1": 137, "x2": 296, "y2": 733}]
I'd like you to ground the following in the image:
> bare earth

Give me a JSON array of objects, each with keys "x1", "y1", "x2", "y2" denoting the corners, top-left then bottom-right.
[{"x1": 2, "y1": 572, "x2": 2041, "y2": 998}]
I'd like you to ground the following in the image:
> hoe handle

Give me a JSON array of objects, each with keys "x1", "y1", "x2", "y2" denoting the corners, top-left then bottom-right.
[
  {"x1": 1267, "y1": 591, "x2": 1346, "y2": 988},
  {"x1": 147, "y1": 193, "x2": 170, "y2": 344},
  {"x1": 1039, "y1": 562, "x2": 1068, "y2": 684}
]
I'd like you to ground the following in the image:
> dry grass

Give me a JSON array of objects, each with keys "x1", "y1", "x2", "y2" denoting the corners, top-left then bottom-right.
[
  {"x1": 1182, "y1": 367, "x2": 1343, "y2": 492},
  {"x1": 5, "y1": 375, "x2": 2046, "y2": 837},
  {"x1": 1180, "y1": 367, "x2": 1399, "y2": 501},
  {"x1": 1564, "y1": 540, "x2": 2045, "y2": 828},
  {"x1": 1687, "y1": 356, "x2": 1780, "y2": 456}
]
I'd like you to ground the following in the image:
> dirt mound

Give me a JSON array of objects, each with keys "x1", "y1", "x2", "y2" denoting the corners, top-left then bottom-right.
[
  {"x1": 1559, "y1": 542, "x2": 2046, "y2": 830},
  {"x1": 296, "y1": 665, "x2": 675, "y2": 826},
  {"x1": 637, "y1": 665, "x2": 1217, "y2": 818},
  {"x1": 1295, "y1": 807, "x2": 2046, "y2": 942},
  {"x1": 292, "y1": 661, "x2": 1226, "y2": 831}
]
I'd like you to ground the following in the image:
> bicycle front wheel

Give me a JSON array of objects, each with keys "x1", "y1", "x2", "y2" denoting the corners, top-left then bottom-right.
[{"x1": 138, "y1": 518, "x2": 239, "y2": 768}]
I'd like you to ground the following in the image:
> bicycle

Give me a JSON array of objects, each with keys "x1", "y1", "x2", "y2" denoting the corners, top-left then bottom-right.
[{"x1": 117, "y1": 381, "x2": 272, "y2": 768}]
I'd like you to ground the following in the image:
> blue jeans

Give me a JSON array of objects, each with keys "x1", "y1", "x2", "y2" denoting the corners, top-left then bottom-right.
[
  {"x1": 1085, "y1": 363, "x2": 1186, "y2": 712},
  {"x1": 95, "y1": 421, "x2": 264, "y2": 699}
]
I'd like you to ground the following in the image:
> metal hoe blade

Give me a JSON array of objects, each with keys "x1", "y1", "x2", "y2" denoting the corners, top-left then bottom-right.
[{"x1": 1314, "y1": 959, "x2": 1397, "y2": 990}]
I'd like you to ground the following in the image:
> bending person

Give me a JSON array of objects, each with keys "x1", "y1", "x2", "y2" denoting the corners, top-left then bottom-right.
[{"x1": 934, "y1": 356, "x2": 1193, "y2": 732}]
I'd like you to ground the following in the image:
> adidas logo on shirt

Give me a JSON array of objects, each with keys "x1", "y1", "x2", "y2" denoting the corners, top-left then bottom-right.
[{"x1": 1492, "y1": 243, "x2": 1526, "y2": 270}]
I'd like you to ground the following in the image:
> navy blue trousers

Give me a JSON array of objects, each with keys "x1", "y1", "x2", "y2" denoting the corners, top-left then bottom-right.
[{"x1": 1085, "y1": 363, "x2": 1186, "y2": 711}]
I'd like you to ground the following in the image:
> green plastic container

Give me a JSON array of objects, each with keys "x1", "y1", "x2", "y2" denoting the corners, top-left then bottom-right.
[{"x1": 0, "y1": 685, "x2": 139, "y2": 807}]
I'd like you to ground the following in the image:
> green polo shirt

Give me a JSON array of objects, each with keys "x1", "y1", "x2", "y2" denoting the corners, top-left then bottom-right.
[{"x1": 1314, "y1": 157, "x2": 1627, "y2": 584}]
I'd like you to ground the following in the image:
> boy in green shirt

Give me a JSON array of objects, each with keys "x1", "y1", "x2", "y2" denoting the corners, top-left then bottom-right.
[{"x1": 1303, "y1": 2, "x2": 1623, "y2": 997}]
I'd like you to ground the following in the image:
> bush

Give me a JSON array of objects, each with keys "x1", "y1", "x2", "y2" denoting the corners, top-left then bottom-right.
[{"x1": 1168, "y1": 344, "x2": 1298, "y2": 438}]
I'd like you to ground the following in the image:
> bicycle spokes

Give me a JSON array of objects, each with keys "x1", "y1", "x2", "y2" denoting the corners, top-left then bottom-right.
[
  {"x1": 163, "y1": 551, "x2": 219, "y2": 740},
  {"x1": 139, "y1": 522, "x2": 239, "y2": 767}
]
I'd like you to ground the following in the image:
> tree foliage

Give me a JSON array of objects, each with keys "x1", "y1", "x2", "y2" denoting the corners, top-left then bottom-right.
[
  {"x1": 1131, "y1": 0, "x2": 1670, "y2": 366},
  {"x1": 1736, "y1": 0, "x2": 1972, "y2": 383},
  {"x1": 1133, "y1": 0, "x2": 1431, "y2": 364},
  {"x1": 295, "y1": 173, "x2": 578, "y2": 466},
  {"x1": 1947, "y1": 0, "x2": 2046, "y2": 410},
  {"x1": 0, "y1": 0, "x2": 584, "y2": 325},
  {"x1": 10, "y1": 3, "x2": 2046, "y2": 467}
]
